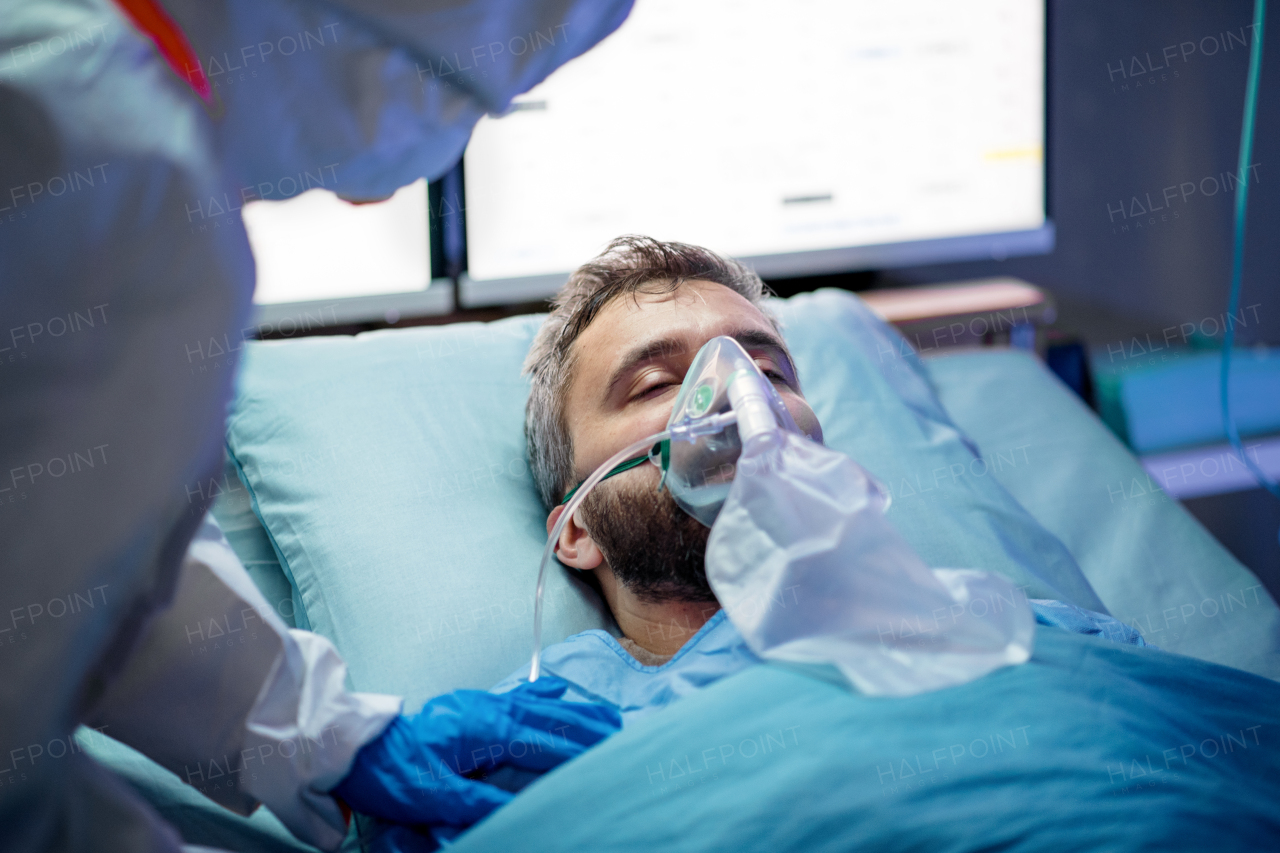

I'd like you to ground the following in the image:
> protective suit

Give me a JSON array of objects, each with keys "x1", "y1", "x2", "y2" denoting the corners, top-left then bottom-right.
[{"x1": 0, "y1": 0, "x2": 631, "y2": 850}]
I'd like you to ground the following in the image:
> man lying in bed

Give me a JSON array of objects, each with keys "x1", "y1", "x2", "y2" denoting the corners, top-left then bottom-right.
[{"x1": 491, "y1": 235, "x2": 1142, "y2": 724}]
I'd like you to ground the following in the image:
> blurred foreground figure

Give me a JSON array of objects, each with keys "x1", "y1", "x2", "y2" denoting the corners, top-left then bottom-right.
[{"x1": 0, "y1": 0, "x2": 631, "y2": 849}]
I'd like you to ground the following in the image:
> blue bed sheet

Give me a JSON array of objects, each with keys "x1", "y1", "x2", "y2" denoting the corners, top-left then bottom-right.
[{"x1": 449, "y1": 626, "x2": 1280, "y2": 853}]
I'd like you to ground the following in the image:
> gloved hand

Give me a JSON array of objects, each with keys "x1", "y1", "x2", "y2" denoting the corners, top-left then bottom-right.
[{"x1": 331, "y1": 676, "x2": 620, "y2": 828}]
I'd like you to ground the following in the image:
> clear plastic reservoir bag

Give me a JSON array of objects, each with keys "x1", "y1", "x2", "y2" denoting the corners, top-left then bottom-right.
[
  {"x1": 704, "y1": 429, "x2": 1034, "y2": 697},
  {"x1": 662, "y1": 337, "x2": 1035, "y2": 696}
]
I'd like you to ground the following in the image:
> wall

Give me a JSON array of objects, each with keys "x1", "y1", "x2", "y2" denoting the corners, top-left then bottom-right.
[{"x1": 890, "y1": 0, "x2": 1279, "y2": 347}]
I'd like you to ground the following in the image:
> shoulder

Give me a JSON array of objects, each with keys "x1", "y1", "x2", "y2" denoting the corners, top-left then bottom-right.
[{"x1": 489, "y1": 629, "x2": 627, "y2": 693}]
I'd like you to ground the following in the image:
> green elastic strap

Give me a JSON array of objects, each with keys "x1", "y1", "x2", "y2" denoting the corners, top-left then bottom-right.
[{"x1": 559, "y1": 442, "x2": 666, "y2": 505}]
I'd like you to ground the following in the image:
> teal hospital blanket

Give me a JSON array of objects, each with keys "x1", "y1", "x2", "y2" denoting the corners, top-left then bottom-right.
[{"x1": 444, "y1": 626, "x2": 1280, "y2": 852}]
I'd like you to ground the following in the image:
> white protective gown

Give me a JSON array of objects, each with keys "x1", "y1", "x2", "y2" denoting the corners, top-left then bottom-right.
[{"x1": 0, "y1": 0, "x2": 632, "y2": 850}]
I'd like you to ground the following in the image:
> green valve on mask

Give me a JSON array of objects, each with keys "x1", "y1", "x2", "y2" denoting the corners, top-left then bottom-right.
[{"x1": 688, "y1": 382, "x2": 715, "y2": 417}]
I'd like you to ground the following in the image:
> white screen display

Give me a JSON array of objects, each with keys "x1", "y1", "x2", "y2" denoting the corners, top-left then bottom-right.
[
  {"x1": 244, "y1": 178, "x2": 431, "y2": 305},
  {"x1": 464, "y1": 0, "x2": 1044, "y2": 284}
]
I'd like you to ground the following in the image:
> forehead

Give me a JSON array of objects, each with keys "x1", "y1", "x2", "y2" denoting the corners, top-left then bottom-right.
[{"x1": 571, "y1": 279, "x2": 775, "y2": 364}]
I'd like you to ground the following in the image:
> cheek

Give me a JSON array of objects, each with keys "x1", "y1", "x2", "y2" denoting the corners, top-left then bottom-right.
[
  {"x1": 785, "y1": 398, "x2": 823, "y2": 443},
  {"x1": 573, "y1": 406, "x2": 675, "y2": 478}
]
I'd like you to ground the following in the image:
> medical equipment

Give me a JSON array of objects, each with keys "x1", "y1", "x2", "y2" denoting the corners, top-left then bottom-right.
[
  {"x1": 459, "y1": 0, "x2": 1050, "y2": 306},
  {"x1": 1220, "y1": 0, "x2": 1280, "y2": 543},
  {"x1": 707, "y1": 423, "x2": 1036, "y2": 697},
  {"x1": 532, "y1": 336, "x2": 1035, "y2": 693},
  {"x1": 649, "y1": 336, "x2": 806, "y2": 525},
  {"x1": 691, "y1": 344, "x2": 1034, "y2": 696}
]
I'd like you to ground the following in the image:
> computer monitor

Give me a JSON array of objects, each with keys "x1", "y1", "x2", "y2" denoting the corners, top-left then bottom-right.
[
  {"x1": 244, "y1": 178, "x2": 453, "y2": 329},
  {"x1": 460, "y1": 0, "x2": 1050, "y2": 307}
]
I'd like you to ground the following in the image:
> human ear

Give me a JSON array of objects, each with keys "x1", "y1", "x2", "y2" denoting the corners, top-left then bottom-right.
[{"x1": 545, "y1": 504, "x2": 605, "y2": 570}]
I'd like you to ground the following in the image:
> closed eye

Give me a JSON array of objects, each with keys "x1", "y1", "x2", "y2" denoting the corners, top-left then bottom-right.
[
  {"x1": 755, "y1": 360, "x2": 791, "y2": 385},
  {"x1": 631, "y1": 381, "x2": 677, "y2": 402}
]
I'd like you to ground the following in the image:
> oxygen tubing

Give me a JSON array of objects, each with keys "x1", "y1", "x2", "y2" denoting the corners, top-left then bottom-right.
[
  {"x1": 1220, "y1": 0, "x2": 1280, "y2": 541},
  {"x1": 529, "y1": 430, "x2": 670, "y2": 681}
]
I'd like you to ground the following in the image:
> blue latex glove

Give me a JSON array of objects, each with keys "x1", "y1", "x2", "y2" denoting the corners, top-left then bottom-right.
[{"x1": 332, "y1": 676, "x2": 621, "y2": 828}]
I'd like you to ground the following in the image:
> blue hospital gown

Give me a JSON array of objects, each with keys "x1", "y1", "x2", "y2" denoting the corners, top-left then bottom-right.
[{"x1": 492, "y1": 601, "x2": 1147, "y2": 725}]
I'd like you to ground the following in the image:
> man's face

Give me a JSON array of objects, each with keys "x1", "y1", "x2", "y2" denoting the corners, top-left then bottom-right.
[
  {"x1": 565, "y1": 279, "x2": 820, "y2": 487},
  {"x1": 559, "y1": 279, "x2": 821, "y2": 601}
]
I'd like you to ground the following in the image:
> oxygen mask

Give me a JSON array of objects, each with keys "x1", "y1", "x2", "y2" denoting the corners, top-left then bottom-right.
[{"x1": 652, "y1": 335, "x2": 805, "y2": 526}]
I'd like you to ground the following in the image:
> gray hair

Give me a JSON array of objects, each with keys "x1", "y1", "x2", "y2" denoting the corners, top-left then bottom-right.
[{"x1": 522, "y1": 235, "x2": 778, "y2": 510}]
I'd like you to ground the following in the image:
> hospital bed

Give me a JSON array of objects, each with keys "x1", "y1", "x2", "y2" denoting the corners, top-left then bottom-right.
[{"x1": 83, "y1": 289, "x2": 1280, "y2": 851}]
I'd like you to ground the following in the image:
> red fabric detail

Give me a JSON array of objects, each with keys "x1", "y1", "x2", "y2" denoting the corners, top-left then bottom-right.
[
  {"x1": 336, "y1": 795, "x2": 353, "y2": 827},
  {"x1": 112, "y1": 0, "x2": 211, "y2": 101}
]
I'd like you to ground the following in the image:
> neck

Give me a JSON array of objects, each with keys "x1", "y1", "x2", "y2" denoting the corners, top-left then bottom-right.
[{"x1": 595, "y1": 567, "x2": 720, "y2": 656}]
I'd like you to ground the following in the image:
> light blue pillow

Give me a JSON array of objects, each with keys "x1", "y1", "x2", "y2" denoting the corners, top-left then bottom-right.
[
  {"x1": 924, "y1": 347, "x2": 1280, "y2": 680},
  {"x1": 225, "y1": 289, "x2": 1102, "y2": 706},
  {"x1": 228, "y1": 316, "x2": 611, "y2": 708},
  {"x1": 208, "y1": 452, "x2": 296, "y2": 629}
]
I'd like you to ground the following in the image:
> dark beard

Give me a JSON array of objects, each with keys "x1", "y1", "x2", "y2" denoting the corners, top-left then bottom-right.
[{"x1": 577, "y1": 475, "x2": 717, "y2": 604}]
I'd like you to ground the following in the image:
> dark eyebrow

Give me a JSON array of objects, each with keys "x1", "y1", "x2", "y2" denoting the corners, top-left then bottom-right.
[
  {"x1": 604, "y1": 334, "x2": 689, "y2": 399},
  {"x1": 732, "y1": 328, "x2": 791, "y2": 356},
  {"x1": 733, "y1": 329, "x2": 799, "y2": 385},
  {"x1": 603, "y1": 327, "x2": 793, "y2": 400}
]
